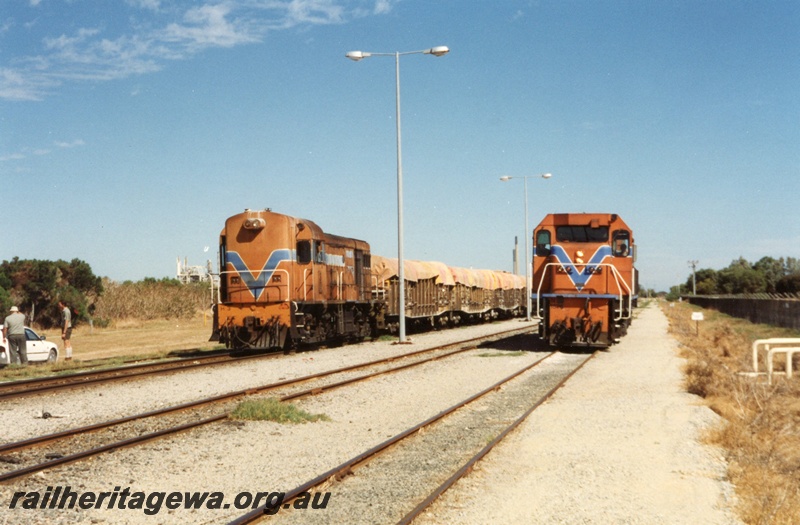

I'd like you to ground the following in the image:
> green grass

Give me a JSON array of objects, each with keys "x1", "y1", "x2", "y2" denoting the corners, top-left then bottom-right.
[
  {"x1": 230, "y1": 398, "x2": 330, "y2": 424},
  {"x1": 476, "y1": 351, "x2": 526, "y2": 358}
]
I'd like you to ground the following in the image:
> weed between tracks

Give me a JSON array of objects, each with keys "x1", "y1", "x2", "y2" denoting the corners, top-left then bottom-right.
[
  {"x1": 476, "y1": 351, "x2": 527, "y2": 358},
  {"x1": 231, "y1": 398, "x2": 330, "y2": 424},
  {"x1": 662, "y1": 301, "x2": 800, "y2": 525}
]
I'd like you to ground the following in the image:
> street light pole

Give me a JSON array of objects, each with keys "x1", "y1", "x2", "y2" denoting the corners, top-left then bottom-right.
[
  {"x1": 346, "y1": 46, "x2": 449, "y2": 343},
  {"x1": 500, "y1": 173, "x2": 552, "y2": 321}
]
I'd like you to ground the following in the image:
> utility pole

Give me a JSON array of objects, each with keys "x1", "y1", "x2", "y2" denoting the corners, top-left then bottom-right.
[{"x1": 688, "y1": 260, "x2": 698, "y2": 295}]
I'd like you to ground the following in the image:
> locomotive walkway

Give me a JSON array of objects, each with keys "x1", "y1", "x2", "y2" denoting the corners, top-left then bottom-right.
[{"x1": 416, "y1": 304, "x2": 743, "y2": 525}]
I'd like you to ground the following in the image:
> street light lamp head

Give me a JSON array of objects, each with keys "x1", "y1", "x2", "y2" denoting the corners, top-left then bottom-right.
[
  {"x1": 499, "y1": 176, "x2": 512, "y2": 182},
  {"x1": 345, "y1": 51, "x2": 370, "y2": 61},
  {"x1": 425, "y1": 46, "x2": 450, "y2": 57},
  {"x1": 542, "y1": 173, "x2": 552, "y2": 179}
]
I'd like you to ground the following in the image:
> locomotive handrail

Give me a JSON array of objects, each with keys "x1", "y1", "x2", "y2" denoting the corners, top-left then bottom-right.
[
  {"x1": 218, "y1": 268, "x2": 291, "y2": 303},
  {"x1": 302, "y1": 269, "x2": 316, "y2": 302},
  {"x1": 534, "y1": 262, "x2": 633, "y2": 322}
]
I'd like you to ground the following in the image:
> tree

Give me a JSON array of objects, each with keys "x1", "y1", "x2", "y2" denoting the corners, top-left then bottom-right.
[
  {"x1": 716, "y1": 258, "x2": 766, "y2": 294},
  {"x1": 776, "y1": 273, "x2": 800, "y2": 294},
  {"x1": 0, "y1": 258, "x2": 102, "y2": 327},
  {"x1": 753, "y1": 256, "x2": 786, "y2": 293},
  {"x1": 685, "y1": 268, "x2": 718, "y2": 295}
]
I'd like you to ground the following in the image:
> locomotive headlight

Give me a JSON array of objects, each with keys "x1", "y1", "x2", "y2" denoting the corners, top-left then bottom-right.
[
  {"x1": 243, "y1": 218, "x2": 266, "y2": 230},
  {"x1": 576, "y1": 251, "x2": 584, "y2": 257},
  {"x1": 576, "y1": 258, "x2": 584, "y2": 264}
]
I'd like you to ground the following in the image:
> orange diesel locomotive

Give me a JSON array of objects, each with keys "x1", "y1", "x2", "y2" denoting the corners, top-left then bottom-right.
[
  {"x1": 532, "y1": 213, "x2": 637, "y2": 347},
  {"x1": 211, "y1": 209, "x2": 374, "y2": 349}
]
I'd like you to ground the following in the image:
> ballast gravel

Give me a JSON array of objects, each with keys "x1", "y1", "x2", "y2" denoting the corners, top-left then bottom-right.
[{"x1": 0, "y1": 307, "x2": 742, "y2": 524}]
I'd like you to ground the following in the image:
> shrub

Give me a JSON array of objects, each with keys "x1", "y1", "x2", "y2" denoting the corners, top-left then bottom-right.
[{"x1": 93, "y1": 278, "x2": 211, "y2": 321}]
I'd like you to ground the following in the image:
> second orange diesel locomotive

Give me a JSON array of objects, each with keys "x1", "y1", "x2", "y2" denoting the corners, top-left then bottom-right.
[{"x1": 532, "y1": 213, "x2": 637, "y2": 347}]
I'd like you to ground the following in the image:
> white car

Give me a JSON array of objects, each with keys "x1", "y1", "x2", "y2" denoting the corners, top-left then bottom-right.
[{"x1": 0, "y1": 327, "x2": 60, "y2": 366}]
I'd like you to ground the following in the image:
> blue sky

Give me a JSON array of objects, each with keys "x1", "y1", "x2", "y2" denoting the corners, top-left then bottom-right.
[{"x1": 2, "y1": 0, "x2": 798, "y2": 292}]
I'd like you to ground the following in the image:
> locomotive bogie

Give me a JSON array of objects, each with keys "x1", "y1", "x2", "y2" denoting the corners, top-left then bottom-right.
[{"x1": 215, "y1": 303, "x2": 291, "y2": 349}]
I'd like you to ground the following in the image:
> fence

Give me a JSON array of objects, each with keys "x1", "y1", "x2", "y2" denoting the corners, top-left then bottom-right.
[{"x1": 686, "y1": 294, "x2": 800, "y2": 330}]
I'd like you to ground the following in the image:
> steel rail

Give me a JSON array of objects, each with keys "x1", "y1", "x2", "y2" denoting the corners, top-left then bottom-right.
[
  {"x1": 0, "y1": 325, "x2": 527, "y2": 454},
  {"x1": 226, "y1": 353, "x2": 558, "y2": 525},
  {"x1": 396, "y1": 350, "x2": 599, "y2": 525},
  {"x1": 0, "y1": 326, "x2": 531, "y2": 481},
  {"x1": 0, "y1": 325, "x2": 531, "y2": 400},
  {"x1": 0, "y1": 352, "x2": 264, "y2": 400}
]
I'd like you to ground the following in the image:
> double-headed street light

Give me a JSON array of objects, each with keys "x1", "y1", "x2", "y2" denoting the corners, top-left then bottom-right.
[
  {"x1": 346, "y1": 46, "x2": 450, "y2": 343},
  {"x1": 500, "y1": 173, "x2": 553, "y2": 322}
]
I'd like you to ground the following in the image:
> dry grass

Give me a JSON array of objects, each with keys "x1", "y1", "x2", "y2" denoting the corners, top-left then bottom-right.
[
  {"x1": 662, "y1": 301, "x2": 800, "y2": 524},
  {"x1": 1, "y1": 314, "x2": 223, "y2": 381},
  {"x1": 66, "y1": 315, "x2": 220, "y2": 361}
]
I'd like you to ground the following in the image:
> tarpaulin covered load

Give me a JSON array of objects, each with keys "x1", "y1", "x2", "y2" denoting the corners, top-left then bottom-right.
[
  {"x1": 372, "y1": 255, "x2": 454, "y2": 285},
  {"x1": 372, "y1": 255, "x2": 525, "y2": 291},
  {"x1": 496, "y1": 271, "x2": 526, "y2": 290}
]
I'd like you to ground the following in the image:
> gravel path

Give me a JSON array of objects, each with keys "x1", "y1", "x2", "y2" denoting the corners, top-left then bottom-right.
[
  {"x1": 415, "y1": 304, "x2": 742, "y2": 525},
  {"x1": 0, "y1": 306, "x2": 743, "y2": 524}
]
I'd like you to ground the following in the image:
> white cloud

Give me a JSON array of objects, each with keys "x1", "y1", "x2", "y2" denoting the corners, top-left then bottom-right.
[
  {"x1": 0, "y1": 153, "x2": 26, "y2": 162},
  {"x1": 3, "y1": 1, "x2": 395, "y2": 101},
  {"x1": 126, "y1": 0, "x2": 161, "y2": 10},
  {"x1": 55, "y1": 139, "x2": 86, "y2": 148},
  {"x1": 0, "y1": 67, "x2": 54, "y2": 101},
  {"x1": 373, "y1": 0, "x2": 392, "y2": 15},
  {"x1": 162, "y1": 4, "x2": 261, "y2": 49}
]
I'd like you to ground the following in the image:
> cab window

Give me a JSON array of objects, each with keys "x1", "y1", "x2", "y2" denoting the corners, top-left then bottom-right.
[
  {"x1": 556, "y1": 225, "x2": 609, "y2": 243},
  {"x1": 535, "y1": 230, "x2": 551, "y2": 256},
  {"x1": 612, "y1": 230, "x2": 630, "y2": 257},
  {"x1": 315, "y1": 242, "x2": 325, "y2": 264},
  {"x1": 297, "y1": 240, "x2": 311, "y2": 264}
]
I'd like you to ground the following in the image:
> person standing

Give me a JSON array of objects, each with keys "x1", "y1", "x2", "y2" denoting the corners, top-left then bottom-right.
[
  {"x1": 58, "y1": 300, "x2": 73, "y2": 361},
  {"x1": 3, "y1": 306, "x2": 28, "y2": 365}
]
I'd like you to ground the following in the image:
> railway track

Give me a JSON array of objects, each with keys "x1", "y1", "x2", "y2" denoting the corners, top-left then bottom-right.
[
  {"x1": 226, "y1": 350, "x2": 596, "y2": 524},
  {"x1": 0, "y1": 326, "x2": 532, "y2": 483},
  {"x1": 0, "y1": 351, "x2": 271, "y2": 400}
]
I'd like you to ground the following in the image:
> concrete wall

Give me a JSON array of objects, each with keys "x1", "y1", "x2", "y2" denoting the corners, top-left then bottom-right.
[{"x1": 687, "y1": 296, "x2": 800, "y2": 330}]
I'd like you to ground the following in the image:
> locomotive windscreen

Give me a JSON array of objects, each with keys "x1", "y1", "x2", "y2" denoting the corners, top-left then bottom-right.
[{"x1": 556, "y1": 225, "x2": 609, "y2": 243}]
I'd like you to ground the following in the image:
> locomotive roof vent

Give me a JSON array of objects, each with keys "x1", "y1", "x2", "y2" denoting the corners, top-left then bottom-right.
[{"x1": 243, "y1": 218, "x2": 266, "y2": 230}]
